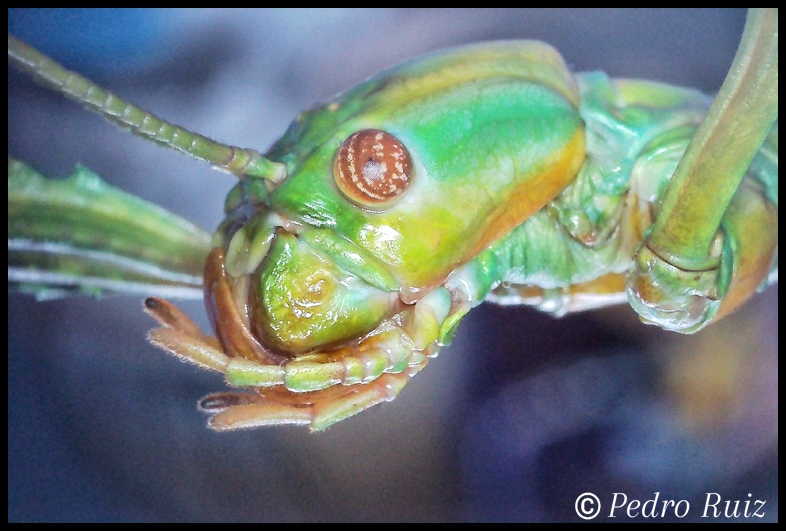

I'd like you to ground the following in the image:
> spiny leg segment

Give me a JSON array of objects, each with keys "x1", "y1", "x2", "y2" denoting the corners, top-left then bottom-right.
[{"x1": 144, "y1": 296, "x2": 433, "y2": 431}]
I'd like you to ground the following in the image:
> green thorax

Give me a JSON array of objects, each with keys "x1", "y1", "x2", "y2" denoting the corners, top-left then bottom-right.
[{"x1": 472, "y1": 72, "x2": 776, "y2": 298}]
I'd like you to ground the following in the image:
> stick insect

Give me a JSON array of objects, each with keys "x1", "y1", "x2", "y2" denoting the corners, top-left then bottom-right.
[{"x1": 7, "y1": 7, "x2": 776, "y2": 524}]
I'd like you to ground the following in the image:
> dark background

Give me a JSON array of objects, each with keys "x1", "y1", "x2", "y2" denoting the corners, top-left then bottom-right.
[{"x1": 8, "y1": 9, "x2": 777, "y2": 522}]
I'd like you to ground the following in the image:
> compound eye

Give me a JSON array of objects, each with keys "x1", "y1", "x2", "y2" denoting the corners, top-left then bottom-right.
[{"x1": 333, "y1": 129, "x2": 412, "y2": 208}]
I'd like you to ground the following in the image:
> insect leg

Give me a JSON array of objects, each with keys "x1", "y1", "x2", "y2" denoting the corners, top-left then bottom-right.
[
  {"x1": 629, "y1": 8, "x2": 778, "y2": 332},
  {"x1": 201, "y1": 362, "x2": 427, "y2": 431}
]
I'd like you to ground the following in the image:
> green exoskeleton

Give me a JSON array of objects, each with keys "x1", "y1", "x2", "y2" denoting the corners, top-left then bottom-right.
[{"x1": 7, "y1": 9, "x2": 777, "y2": 431}]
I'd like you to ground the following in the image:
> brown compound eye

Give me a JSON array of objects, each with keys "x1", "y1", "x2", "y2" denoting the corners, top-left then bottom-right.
[{"x1": 333, "y1": 129, "x2": 412, "y2": 208}]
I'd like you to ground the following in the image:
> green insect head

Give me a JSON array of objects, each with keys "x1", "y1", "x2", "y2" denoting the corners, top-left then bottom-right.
[{"x1": 213, "y1": 41, "x2": 586, "y2": 359}]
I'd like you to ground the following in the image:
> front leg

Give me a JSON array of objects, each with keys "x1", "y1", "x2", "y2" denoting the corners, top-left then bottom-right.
[
  {"x1": 144, "y1": 282, "x2": 463, "y2": 431},
  {"x1": 628, "y1": 9, "x2": 778, "y2": 332},
  {"x1": 199, "y1": 364, "x2": 428, "y2": 432},
  {"x1": 628, "y1": 157, "x2": 778, "y2": 332}
]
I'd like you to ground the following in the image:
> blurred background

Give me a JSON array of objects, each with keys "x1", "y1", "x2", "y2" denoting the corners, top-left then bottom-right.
[{"x1": 8, "y1": 8, "x2": 777, "y2": 522}]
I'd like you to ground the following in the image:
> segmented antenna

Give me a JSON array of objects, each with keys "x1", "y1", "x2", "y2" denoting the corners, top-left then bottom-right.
[{"x1": 8, "y1": 34, "x2": 286, "y2": 183}]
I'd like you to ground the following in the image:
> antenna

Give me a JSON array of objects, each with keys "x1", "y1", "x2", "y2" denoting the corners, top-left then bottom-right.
[{"x1": 8, "y1": 34, "x2": 286, "y2": 183}]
